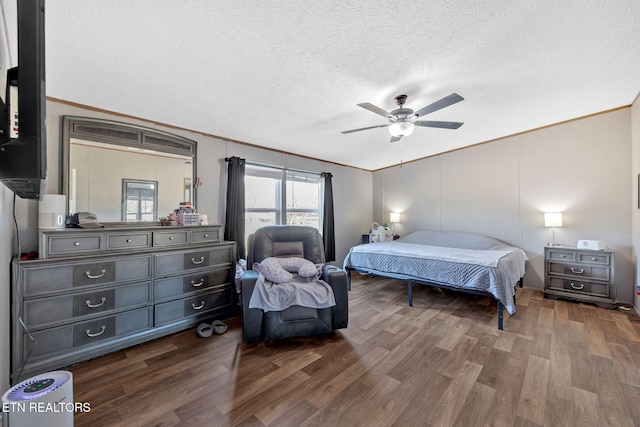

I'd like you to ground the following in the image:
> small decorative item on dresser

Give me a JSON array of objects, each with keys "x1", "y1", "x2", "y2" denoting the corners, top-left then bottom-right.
[{"x1": 543, "y1": 245, "x2": 616, "y2": 309}]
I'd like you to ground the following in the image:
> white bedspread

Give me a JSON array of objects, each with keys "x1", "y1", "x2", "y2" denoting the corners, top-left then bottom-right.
[
  {"x1": 249, "y1": 272, "x2": 336, "y2": 312},
  {"x1": 349, "y1": 241, "x2": 510, "y2": 267}
]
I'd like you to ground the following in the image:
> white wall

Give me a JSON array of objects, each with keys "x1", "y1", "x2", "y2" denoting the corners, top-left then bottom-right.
[{"x1": 373, "y1": 108, "x2": 634, "y2": 303}]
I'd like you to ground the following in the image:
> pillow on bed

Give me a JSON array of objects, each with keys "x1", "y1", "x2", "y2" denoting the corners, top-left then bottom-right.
[{"x1": 253, "y1": 258, "x2": 292, "y2": 284}]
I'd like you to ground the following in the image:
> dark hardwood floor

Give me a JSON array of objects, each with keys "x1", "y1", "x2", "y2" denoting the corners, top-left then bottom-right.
[{"x1": 69, "y1": 275, "x2": 640, "y2": 426}]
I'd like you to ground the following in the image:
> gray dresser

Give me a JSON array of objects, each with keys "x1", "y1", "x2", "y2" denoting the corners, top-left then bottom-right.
[
  {"x1": 543, "y1": 246, "x2": 616, "y2": 309},
  {"x1": 12, "y1": 225, "x2": 236, "y2": 382}
]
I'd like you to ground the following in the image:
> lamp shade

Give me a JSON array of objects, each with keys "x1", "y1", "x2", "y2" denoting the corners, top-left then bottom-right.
[
  {"x1": 544, "y1": 212, "x2": 563, "y2": 227},
  {"x1": 390, "y1": 212, "x2": 400, "y2": 223}
]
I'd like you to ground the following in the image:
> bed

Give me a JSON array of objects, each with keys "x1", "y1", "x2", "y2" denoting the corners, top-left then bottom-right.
[{"x1": 343, "y1": 230, "x2": 528, "y2": 329}]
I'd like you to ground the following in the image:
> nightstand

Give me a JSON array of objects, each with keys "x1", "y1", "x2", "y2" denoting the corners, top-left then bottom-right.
[
  {"x1": 544, "y1": 246, "x2": 616, "y2": 309},
  {"x1": 361, "y1": 234, "x2": 400, "y2": 244}
]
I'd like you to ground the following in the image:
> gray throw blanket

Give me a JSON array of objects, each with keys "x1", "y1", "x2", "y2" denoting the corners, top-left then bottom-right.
[{"x1": 249, "y1": 272, "x2": 336, "y2": 312}]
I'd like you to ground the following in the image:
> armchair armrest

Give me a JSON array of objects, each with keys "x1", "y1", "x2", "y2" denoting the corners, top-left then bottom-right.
[
  {"x1": 240, "y1": 270, "x2": 264, "y2": 342},
  {"x1": 322, "y1": 265, "x2": 349, "y2": 329}
]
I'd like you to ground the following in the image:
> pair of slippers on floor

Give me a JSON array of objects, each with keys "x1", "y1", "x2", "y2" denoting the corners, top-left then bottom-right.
[{"x1": 196, "y1": 320, "x2": 228, "y2": 338}]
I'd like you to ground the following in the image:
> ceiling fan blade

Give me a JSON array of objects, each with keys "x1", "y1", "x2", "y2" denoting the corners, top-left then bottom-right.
[
  {"x1": 414, "y1": 120, "x2": 464, "y2": 129},
  {"x1": 390, "y1": 135, "x2": 402, "y2": 143},
  {"x1": 414, "y1": 93, "x2": 464, "y2": 118},
  {"x1": 357, "y1": 102, "x2": 394, "y2": 118},
  {"x1": 341, "y1": 124, "x2": 390, "y2": 134}
]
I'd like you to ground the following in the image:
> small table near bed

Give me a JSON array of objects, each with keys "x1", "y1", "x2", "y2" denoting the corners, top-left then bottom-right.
[{"x1": 343, "y1": 230, "x2": 527, "y2": 330}]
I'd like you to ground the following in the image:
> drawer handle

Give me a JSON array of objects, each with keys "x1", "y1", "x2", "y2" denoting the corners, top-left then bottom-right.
[
  {"x1": 74, "y1": 242, "x2": 80, "y2": 246},
  {"x1": 86, "y1": 297, "x2": 106, "y2": 308},
  {"x1": 191, "y1": 278, "x2": 205, "y2": 287},
  {"x1": 570, "y1": 268, "x2": 585, "y2": 274},
  {"x1": 85, "y1": 325, "x2": 106, "y2": 337},
  {"x1": 126, "y1": 239, "x2": 132, "y2": 243},
  {"x1": 203, "y1": 234, "x2": 209, "y2": 238},
  {"x1": 192, "y1": 301, "x2": 206, "y2": 310},
  {"x1": 85, "y1": 269, "x2": 107, "y2": 279},
  {"x1": 169, "y1": 236, "x2": 174, "y2": 240},
  {"x1": 191, "y1": 256, "x2": 205, "y2": 265},
  {"x1": 570, "y1": 282, "x2": 584, "y2": 290},
  {"x1": 591, "y1": 257, "x2": 598, "y2": 261},
  {"x1": 559, "y1": 254, "x2": 566, "y2": 258}
]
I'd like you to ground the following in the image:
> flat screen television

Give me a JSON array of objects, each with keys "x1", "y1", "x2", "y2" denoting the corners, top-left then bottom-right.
[{"x1": 0, "y1": 0, "x2": 47, "y2": 199}]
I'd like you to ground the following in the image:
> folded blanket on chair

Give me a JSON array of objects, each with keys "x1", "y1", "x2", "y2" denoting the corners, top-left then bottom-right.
[{"x1": 249, "y1": 272, "x2": 336, "y2": 312}]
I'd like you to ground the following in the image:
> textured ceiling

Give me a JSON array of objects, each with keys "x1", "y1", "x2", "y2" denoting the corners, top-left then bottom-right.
[{"x1": 2, "y1": 0, "x2": 640, "y2": 170}]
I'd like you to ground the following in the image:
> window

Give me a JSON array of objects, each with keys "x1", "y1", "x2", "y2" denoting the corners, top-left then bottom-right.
[
  {"x1": 122, "y1": 179, "x2": 158, "y2": 222},
  {"x1": 245, "y1": 164, "x2": 323, "y2": 241}
]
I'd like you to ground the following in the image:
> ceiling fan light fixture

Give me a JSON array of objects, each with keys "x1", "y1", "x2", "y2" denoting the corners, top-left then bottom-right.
[{"x1": 389, "y1": 121, "x2": 414, "y2": 137}]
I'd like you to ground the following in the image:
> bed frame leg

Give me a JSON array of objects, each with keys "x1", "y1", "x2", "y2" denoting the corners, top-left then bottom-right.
[
  {"x1": 497, "y1": 301, "x2": 504, "y2": 330},
  {"x1": 347, "y1": 268, "x2": 352, "y2": 291},
  {"x1": 408, "y1": 280, "x2": 413, "y2": 306}
]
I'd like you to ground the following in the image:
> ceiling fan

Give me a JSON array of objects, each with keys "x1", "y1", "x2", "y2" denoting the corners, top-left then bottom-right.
[{"x1": 341, "y1": 93, "x2": 464, "y2": 142}]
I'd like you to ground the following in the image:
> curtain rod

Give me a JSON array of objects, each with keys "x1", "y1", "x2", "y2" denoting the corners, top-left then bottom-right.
[{"x1": 225, "y1": 157, "x2": 325, "y2": 177}]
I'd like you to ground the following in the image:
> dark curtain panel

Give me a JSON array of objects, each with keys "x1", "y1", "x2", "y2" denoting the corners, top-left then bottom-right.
[
  {"x1": 224, "y1": 157, "x2": 246, "y2": 260},
  {"x1": 321, "y1": 172, "x2": 335, "y2": 262}
]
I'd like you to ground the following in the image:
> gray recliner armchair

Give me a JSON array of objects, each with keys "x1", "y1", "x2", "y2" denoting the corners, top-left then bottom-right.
[{"x1": 240, "y1": 225, "x2": 349, "y2": 342}]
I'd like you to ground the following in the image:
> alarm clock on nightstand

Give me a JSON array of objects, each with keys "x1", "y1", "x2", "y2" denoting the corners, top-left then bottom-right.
[{"x1": 576, "y1": 240, "x2": 606, "y2": 251}]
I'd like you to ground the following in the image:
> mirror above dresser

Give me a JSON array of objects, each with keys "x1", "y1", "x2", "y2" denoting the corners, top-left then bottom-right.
[{"x1": 62, "y1": 116, "x2": 197, "y2": 224}]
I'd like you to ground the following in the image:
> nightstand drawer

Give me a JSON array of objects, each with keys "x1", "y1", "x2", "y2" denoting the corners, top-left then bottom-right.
[
  {"x1": 548, "y1": 262, "x2": 610, "y2": 280},
  {"x1": 548, "y1": 278, "x2": 609, "y2": 297},
  {"x1": 578, "y1": 252, "x2": 610, "y2": 265},
  {"x1": 547, "y1": 249, "x2": 576, "y2": 262}
]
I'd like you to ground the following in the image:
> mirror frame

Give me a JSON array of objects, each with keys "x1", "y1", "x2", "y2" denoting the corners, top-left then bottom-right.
[{"x1": 62, "y1": 116, "x2": 197, "y2": 226}]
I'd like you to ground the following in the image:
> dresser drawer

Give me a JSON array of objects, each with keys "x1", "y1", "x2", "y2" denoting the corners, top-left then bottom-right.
[
  {"x1": 154, "y1": 245, "x2": 233, "y2": 276},
  {"x1": 191, "y1": 227, "x2": 221, "y2": 244},
  {"x1": 47, "y1": 234, "x2": 103, "y2": 256},
  {"x1": 577, "y1": 252, "x2": 611, "y2": 265},
  {"x1": 154, "y1": 288, "x2": 233, "y2": 326},
  {"x1": 548, "y1": 262, "x2": 610, "y2": 281},
  {"x1": 154, "y1": 268, "x2": 232, "y2": 301},
  {"x1": 73, "y1": 261, "x2": 116, "y2": 286},
  {"x1": 23, "y1": 281, "x2": 152, "y2": 328},
  {"x1": 25, "y1": 307, "x2": 152, "y2": 360},
  {"x1": 22, "y1": 256, "x2": 152, "y2": 296},
  {"x1": 153, "y1": 230, "x2": 189, "y2": 247},
  {"x1": 107, "y1": 232, "x2": 152, "y2": 250},
  {"x1": 548, "y1": 277, "x2": 609, "y2": 297}
]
